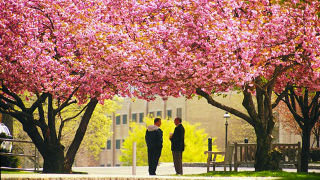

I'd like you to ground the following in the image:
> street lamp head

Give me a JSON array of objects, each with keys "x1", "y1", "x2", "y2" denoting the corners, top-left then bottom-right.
[{"x1": 223, "y1": 112, "x2": 230, "y2": 118}]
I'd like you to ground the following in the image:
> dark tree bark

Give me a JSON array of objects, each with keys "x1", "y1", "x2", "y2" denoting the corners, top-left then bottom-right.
[
  {"x1": 301, "y1": 127, "x2": 311, "y2": 172},
  {"x1": 280, "y1": 88, "x2": 320, "y2": 172},
  {"x1": 42, "y1": 143, "x2": 65, "y2": 173},
  {"x1": 0, "y1": 83, "x2": 98, "y2": 173},
  {"x1": 196, "y1": 74, "x2": 277, "y2": 171},
  {"x1": 64, "y1": 98, "x2": 98, "y2": 172},
  {"x1": 312, "y1": 124, "x2": 320, "y2": 148},
  {"x1": 255, "y1": 128, "x2": 273, "y2": 171}
]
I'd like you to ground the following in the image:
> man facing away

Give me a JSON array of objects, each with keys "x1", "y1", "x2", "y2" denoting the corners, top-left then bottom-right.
[
  {"x1": 170, "y1": 117, "x2": 185, "y2": 175},
  {"x1": 145, "y1": 118, "x2": 163, "y2": 175}
]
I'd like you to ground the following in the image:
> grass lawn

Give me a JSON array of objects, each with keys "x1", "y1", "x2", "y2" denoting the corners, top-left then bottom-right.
[
  {"x1": 1, "y1": 170, "x2": 87, "y2": 174},
  {"x1": 1, "y1": 170, "x2": 36, "y2": 174},
  {"x1": 188, "y1": 171, "x2": 320, "y2": 180}
]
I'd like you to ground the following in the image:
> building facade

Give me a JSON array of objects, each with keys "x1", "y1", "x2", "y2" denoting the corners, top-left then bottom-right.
[{"x1": 98, "y1": 93, "x2": 303, "y2": 167}]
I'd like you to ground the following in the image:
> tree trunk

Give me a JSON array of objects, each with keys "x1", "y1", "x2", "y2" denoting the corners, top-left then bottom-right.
[
  {"x1": 64, "y1": 98, "x2": 98, "y2": 172},
  {"x1": 42, "y1": 143, "x2": 65, "y2": 173},
  {"x1": 255, "y1": 127, "x2": 272, "y2": 171},
  {"x1": 301, "y1": 128, "x2": 311, "y2": 172}
]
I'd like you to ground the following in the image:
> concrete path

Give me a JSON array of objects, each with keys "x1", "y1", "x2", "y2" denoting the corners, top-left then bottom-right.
[
  {"x1": 1, "y1": 174, "x2": 279, "y2": 180},
  {"x1": 72, "y1": 162, "x2": 320, "y2": 176},
  {"x1": 2, "y1": 163, "x2": 320, "y2": 180}
]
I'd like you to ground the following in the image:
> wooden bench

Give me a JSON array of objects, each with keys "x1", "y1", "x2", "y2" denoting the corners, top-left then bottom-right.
[
  {"x1": 204, "y1": 143, "x2": 234, "y2": 172},
  {"x1": 233, "y1": 142, "x2": 301, "y2": 171}
]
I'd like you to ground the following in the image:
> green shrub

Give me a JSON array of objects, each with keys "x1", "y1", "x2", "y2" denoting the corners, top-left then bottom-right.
[
  {"x1": 0, "y1": 132, "x2": 7, "y2": 142},
  {"x1": 0, "y1": 149, "x2": 20, "y2": 168},
  {"x1": 267, "y1": 148, "x2": 283, "y2": 171},
  {"x1": 310, "y1": 149, "x2": 320, "y2": 162},
  {"x1": 0, "y1": 133, "x2": 20, "y2": 168}
]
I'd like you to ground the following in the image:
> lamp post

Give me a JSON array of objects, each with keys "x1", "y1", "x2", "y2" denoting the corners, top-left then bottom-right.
[{"x1": 224, "y1": 112, "x2": 230, "y2": 151}]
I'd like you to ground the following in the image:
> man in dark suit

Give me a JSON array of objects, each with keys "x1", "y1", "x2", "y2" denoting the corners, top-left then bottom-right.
[
  {"x1": 170, "y1": 117, "x2": 185, "y2": 175},
  {"x1": 145, "y1": 118, "x2": 163, "y2": 175}
]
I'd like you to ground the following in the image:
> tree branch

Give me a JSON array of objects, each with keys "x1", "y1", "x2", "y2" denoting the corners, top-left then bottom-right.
[
  {"x1": 64, "y1": 98, "x2": 98, "y2": 169},
  {"x1": 310, "y1": 92, "x2": 320, "y2": 111},
  {"x1": 196, "y1": 88, "x2": 254, "y2": 126},
  {"x1": 54, "y1": 87, "x2": 79, "y2": 116},
  {"x1": 29, "y1": 93, "x2": 49, "y2": 113},
  {"x1": 0, "y1": 94, "x2": 19, "y2": 107},
  {"x1": 36, "y1": 99, "x2": 49, "y2": 139},
  {"x1": 242, "y1": 86, "x2": 259, "y2": 126},
  {"x1": 57, "y1": 104, "x2": 89, "y2": 142},
  {"x1": 283, "y1": 93, "x2": 304, "y2": 128},
  {"x1": 47, "y1": 94, "x2": 57, "y2": 143},
  {"x1": 273, "y1": 86, "x2": 290, "y2": 108},
  {"x1": 62, "y1": 104, "x2": 89, "y2": 124},
  {"x1": 1, "y1": 83, "x2": 26, "y2": 111}
]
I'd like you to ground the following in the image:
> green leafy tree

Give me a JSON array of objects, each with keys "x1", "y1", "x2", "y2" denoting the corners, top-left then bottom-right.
[
  {"x1": 60, "y1": 98, "x2": 121, "y2": 160},
  {"x1": 120, "y1": 117, "x2": 222, "y2": 166}
]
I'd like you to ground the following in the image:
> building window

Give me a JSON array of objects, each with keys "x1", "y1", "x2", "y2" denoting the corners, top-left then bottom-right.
[
  {"x1": 156, "y1": 111, "x2": 162, "y2": 117},
  {"x1": 167, "y1": 110, "x2": 172, "y2": 119},
  {"x1": 116, "y1": 115, "x2": 120, "y2": 125},
  {"x1": 116, "y1": 139, "x2": 121, "y2": 149},
  {"x1": 176, "y1": 108, "x2": 182, "y2": 118},
  {"x1": 149, "y1": 111, "x2": 154, "y2": 117},
  {"x1": 139, "y1": 113, "x2": 144, "y2": 123},
  {"x1": 122, "y1": 114, "x2": 127, "y2": 124},
  {"x1": 107, "y1": 140, "x2": 111, "y2": 149},
  {"x1": 132, "y1": 113, "x2": 137, "y2": 122}
]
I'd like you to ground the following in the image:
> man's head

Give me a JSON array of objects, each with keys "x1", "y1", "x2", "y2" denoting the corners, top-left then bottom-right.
[
  {"x1": 154, "y1": 118, "x2": 161, "y2": 127},
  {"x1": 174, "y1": 117, "x2": 182, "y2": 126}
]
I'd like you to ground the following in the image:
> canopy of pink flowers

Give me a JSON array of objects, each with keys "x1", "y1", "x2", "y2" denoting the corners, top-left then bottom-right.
[{"x1": 1, "y1": 0, "x2": 319, "y2": 103}]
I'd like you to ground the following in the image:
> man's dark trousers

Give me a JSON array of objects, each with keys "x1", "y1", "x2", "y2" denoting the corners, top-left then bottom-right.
[
  {"x1": 148, "y1": 148, "x2": 161, "y2": 175},
  {"x1": 172, "y1": 151, "x2": 183, "y2": 175}
]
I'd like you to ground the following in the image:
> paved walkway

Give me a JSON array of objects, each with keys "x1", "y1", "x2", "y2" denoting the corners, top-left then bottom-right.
[
  {"x1": 2, "y1": 163, "x2": 320, "y2": 180},
  {"x1": 71, "y1": 163, "x2": 320, "y2": 176},
  {"x1": 1, "y1": 174, "x2": 279, "y2": 180}
]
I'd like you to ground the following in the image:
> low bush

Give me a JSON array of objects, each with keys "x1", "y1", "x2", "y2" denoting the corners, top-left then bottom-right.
[
  {"x1": 0, "y1": 133, "x2": 20, "y2": 168},
  {"x1": 310, "y1": 149, "x2": 320, "y2": 162},
  {"x1": 0, "y1": 149, "x2": 20, "y2": 168},
  {"x1": 267, "y1": 148, "x2": 283, "y2": 171}
]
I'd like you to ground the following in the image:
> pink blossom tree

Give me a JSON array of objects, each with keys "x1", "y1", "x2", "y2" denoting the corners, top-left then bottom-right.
[
  {"x1": 0, "y1": 0, "x2": 139, "y2": 173},
  {"x1": 113, "y1": 0, "x2": 320, "y2": 171}
]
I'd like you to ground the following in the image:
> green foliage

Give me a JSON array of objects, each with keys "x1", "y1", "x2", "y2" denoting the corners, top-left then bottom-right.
[
  {"x1": 267, "y1": 148, "x2": 283, "y2": 171},
  {"x1": 120, "y1": 117, "x2": 222, "y2": 166},
  {"x1": 0, "y1": 133, "x2": 20, "y2": 168},
  {"x1": 1, "y1": 170, "x2": 35, "y2": 174},
  {"x1": 0, "y1": 132, "x2": 8, "y2": 143},
  {"x1": 61, "y1": 98, "x2": 121, "y2": 159},
  {"x1": 310, "y1": 149, "x2": 320, "y2": 162},
  {"x1": 0, "y1": 149, "x2": 20, "y2": 168}
]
